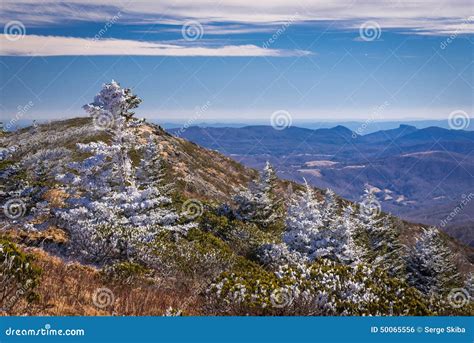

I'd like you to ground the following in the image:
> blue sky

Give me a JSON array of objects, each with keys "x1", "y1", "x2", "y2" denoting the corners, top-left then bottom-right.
[{"x1": 0, "y1": 1, "x2": 473, "y2": 124}]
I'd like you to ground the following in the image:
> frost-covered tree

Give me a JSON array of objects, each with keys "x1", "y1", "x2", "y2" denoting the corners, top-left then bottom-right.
[
  {"x1": 57, "y1": 81, "x2": 191, "y2": 263},
  {"x1": 83, "y1": 79, "x2": 142, "y2": 126},
  {"x1": 336, "y1": 206, "x2": 366, "y2": 265},
  {"x1": 321, "y1": 188, "x2": 338, "y2": 229},
  {"x1": 0, "y1": 147, "x2": 30, "y2": 226},
  {"x1": 406, "y1": 227, "x2": 459, "y2": 295},
  {"x1": 354, "y1": 191, "x2": 406, "y2": 275},
  {"x1": 209, "y1": 258, "x2": 430, "y2": 316},
  {"x1": 282, "y1": 181, "x2": 323, "y2": 258},
  {"x1": 281, "y1": 184, "x2": 365, "y2": 264},
  {"x1": 83, "y1": 79, "x2": 144, "y2": 187},
  {"x1": 136, "y1": 136, "x2": 171, "y2": 196},
  {"x1": 465, "y1": 273, "x2": 474, "y2": 299},
  {"x1": 260, "y1": 161, "x2": 278, "y2": 195},
  {"x1": 258, "y1": 243, "x2": 307, "y2": 268},
  {"x1": 22, "y1": 148, "x2": 71, "y2": 183},
  {"x1": 371, "y1": 216, "x2": 406, "y2": 277},
  {"x1": 357, "y1": 189, "x2": 382, "y2": 233},
  {"x1": 0, "y1": 145, "x2": 68, "y2": 230},
  {"x1": 233, "y1": 161, "x2": 282, "y2": 228},
  {"x1": 355, "y1": 189, "x2": 382, "y2": 258},
  {"x1": 0, "y1": 146, "x2": 26, "y2": 202}
]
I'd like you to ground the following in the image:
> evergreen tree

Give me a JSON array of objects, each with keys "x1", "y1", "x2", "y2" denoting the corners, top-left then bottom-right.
[
  {"x1": 355, "y1": 189, "x2": 383, "y2": 260},
  {"x1": 465, "y1": 273, "x2": 474, "y2": 299},
  {"x1": 83, "y1": 79, "x2": 143, "y2": 188},
  {"x1": 0, "y1": 146, "x2": 66, "y2": 230},
  {"x1": 406, "y1": 227, "x2": 460, "y2": 295},
  {"x1": 372, "y1": 216, "x2": 406, "y2": 277},
  {"x1": 233, "y1": 161, "x2": 282, "y2": 228},
  {"x1": 282, "y1": 180, "x2": 323, "y2": 258},
  {"x1": 57, "y1": 81, "x2": 191, "y2": 263},
  {"x1": 281, "y1": 185, "x2": 365, "y2": 264},
  {"x1": 321, "y1": 188, "x2": 338, "y2": 229},
  {"x1": 82, "y1": 79, "x2": 142, "y2": 126},
  {"x1": 355, "y1": 190, "x2": 406, "y2": 275},
  {"x1": 357, "y1": 189, "x2": 382, "y2": 235},
  {"x1": 0, "y1": 154, "x2": 30, "y2": 225},
  {"x1": 337, "y1": 206, "x2": 366, "y2": 265},
  {"x1": 136, "y1": 136, "x2": 173, "y2": 196}
]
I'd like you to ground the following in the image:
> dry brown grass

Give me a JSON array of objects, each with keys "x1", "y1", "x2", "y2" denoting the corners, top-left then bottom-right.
[
  {"x1": 43, "y1": 188, "x2": 68, "y2": 208},
  {"x1": 8, "y1": 247, "x2": 204, "y2": 316},
  {"x1": 2, "y1": 227, "x2": 68, "y2": 246}
]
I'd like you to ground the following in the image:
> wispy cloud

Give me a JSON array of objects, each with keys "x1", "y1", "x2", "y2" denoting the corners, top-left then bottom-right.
[
  {"x1": 144, "y1": 24, "x2": 277, "y2": 36},
  {"x1": 0, "y1": 34, "x2": 311, "y2": 57},
  {"x1": 1, "y1": 0, "x2": 473, "y2": 35}
]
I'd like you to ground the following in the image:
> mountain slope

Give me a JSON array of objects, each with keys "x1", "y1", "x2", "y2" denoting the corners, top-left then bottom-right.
[
  {"x1": 1, "y1": 117, "x2": 472, "y2": 267},
  {"x1": 0, "y1": 117, "x2": 259, "y2": 203},
  {"x1": 359, "y1": 124, "x2": 418, "y2": 143},
  {"x1": 1, "y1": 117, "x2": 473, "y2": 316}
]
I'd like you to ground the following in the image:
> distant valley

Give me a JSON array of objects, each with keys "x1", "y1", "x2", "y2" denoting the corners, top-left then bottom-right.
[{"x1": 168, "y1": 124, "x2": 474, "y2": 246}]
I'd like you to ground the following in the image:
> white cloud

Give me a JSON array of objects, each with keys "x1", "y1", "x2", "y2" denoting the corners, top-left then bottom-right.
[
  {"x1": 0, "y1": 34, "x2": 311, "y2": 57},
  {"x1": 155, "y1": 24, "x2": 277, "y2": 36},
  {"x1": 1, "y1": 0, "x2": 473, "y2": 35}
]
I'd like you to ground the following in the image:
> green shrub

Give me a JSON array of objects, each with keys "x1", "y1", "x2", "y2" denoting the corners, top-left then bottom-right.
[
  {"x1": 149, "y1": 229, "x2": 235, "y2": 283},
  {"x1": 0, "y1": 239, "x2": 42, "y2": 312},
  {"x1": 101, "y1": 261, "x2": 150, "y2": 285},
  {"x1": 207, "y1": 259, "x2": 431, "y2": 316},
  {"x1": 199, "y1": 211, "x2": 277, "y2": 259}
]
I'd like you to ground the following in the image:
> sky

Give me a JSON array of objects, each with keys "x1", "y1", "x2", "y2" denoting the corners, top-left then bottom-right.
[{"x1": 0, "y1": 0, "x2": 473, "y2": 125}]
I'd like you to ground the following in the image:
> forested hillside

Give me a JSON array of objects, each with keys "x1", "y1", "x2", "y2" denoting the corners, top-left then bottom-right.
[{"x1": 1, "y1": 81, "x2": 472, "y2": 316}]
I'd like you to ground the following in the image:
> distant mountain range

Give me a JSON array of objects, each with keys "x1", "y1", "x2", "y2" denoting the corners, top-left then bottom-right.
[
  {"x1": 168, "y1": 124, "x2": 474, "y2": 246},
  {"x1": 162, "y1": 119, "x2": 474, "y2": 133},
  {"x1": 3, "y1": 118, "x2": 473, "y2": 133}
]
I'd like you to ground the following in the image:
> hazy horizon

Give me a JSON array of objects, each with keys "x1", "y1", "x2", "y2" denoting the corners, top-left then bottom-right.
[
  {"x1": 1, "y1": 0, "x2": 472, "y2": 126},
  {"x1": 3, "y1": 116, "x2": 473, "y2": 134}
]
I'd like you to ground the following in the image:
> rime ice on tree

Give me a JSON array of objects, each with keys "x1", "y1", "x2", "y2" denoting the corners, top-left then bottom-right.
[
  {"x1": 406, "y1": 227, "x2": 459, "y2": 295},
  {"x1": 233, "y1": 161, "x2": 282, "y2": 228},
  {"x1": 57, "y1": 81, "x2": 192, "y2": 263}
]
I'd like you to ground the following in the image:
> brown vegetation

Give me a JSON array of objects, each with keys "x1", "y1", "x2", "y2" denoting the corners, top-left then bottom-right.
[{"x1": 6, "y1": 247, "x2": 203, "y2": 316}]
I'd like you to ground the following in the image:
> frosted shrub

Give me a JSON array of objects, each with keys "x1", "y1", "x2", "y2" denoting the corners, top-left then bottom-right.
[{"x1": 208, "y1": 259, "x2": 430, "y2": 316}]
